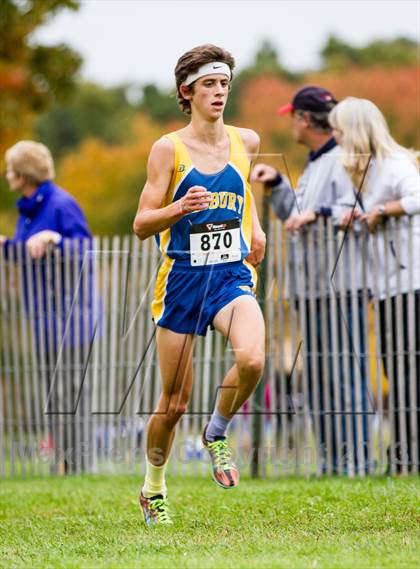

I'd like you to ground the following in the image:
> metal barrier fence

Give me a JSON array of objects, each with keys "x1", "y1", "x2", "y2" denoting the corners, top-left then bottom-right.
[{"x1": 0, "y1": 217, "x2": 418, "y2": 478}]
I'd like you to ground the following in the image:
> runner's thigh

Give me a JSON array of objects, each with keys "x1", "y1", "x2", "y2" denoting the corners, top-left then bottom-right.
[
  {"x1": 212, "y1": 295, "x2": 265, "y2": 354},
  {"x1": 156, "y1": 327, "x2": 195, "y2": 397}
]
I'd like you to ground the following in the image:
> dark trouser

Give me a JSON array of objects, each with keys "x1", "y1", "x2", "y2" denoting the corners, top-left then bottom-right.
[
  {"x1": 379, "y1": 290, "x2": 420, "y2": 474},
  {"x1": 304, "y1": 294, "x2": 371, "y2": 475}
]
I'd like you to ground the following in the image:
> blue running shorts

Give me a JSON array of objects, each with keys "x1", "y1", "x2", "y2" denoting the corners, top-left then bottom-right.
[{"x1": 151, "y1": 259, "x2": 257, "y2": 336}]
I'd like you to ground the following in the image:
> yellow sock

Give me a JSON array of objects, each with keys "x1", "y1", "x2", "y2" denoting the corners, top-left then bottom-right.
[{"x1": 142, "y1": 458, "x2": 167, "y2": 498}]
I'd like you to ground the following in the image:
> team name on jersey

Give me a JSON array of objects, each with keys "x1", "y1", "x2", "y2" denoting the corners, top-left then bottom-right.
[{"x1": 208, "y1": 191, "x2": 244, "y2": 214}]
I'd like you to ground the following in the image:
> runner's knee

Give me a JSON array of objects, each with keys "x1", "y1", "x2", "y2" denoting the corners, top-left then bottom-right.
[
  {"x1": 236, "y1": 350, "x2": 265, "y2": 379},
  {"x1": 160, "y1": 399, "x2": 188, "y2": 427}
]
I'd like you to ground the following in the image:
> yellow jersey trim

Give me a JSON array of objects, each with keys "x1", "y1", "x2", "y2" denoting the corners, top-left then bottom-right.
[{"x1": 151, "y1": 256, "x2": 175, "y2": 323}]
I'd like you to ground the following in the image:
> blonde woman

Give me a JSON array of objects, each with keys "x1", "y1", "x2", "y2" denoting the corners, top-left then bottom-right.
[{"x1": 330, "y1": 97, "x2": 420, "y2": 474}]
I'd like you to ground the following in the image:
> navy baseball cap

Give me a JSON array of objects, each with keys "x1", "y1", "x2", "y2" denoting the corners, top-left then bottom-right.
[{"x1": 277, "y1": 86, "x2": 337, "y2": 115}]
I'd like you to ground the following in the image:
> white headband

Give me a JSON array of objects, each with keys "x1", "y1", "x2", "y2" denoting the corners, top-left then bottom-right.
[{"x1": 182, "y1": 62, "x2": 231, "y2": 86}]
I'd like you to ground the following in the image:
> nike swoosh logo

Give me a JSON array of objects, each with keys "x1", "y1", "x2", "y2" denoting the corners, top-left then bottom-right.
[{"x1": 213, "y1": 65, "x2": 222, "y2": 69}]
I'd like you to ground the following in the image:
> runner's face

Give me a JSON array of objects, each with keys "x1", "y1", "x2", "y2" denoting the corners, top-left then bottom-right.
[{"x1": 190, "y1": 74, "x2": 230, "y2": 117}]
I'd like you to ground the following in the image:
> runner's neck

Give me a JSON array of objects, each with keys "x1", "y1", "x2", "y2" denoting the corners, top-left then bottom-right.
[{"x1": 186, "y1": 115, "x2": 228, "y2": 147}]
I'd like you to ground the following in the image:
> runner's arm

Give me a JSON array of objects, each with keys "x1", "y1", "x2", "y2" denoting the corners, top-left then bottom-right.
[
  {"x1": 239, "y1": 128, "x2": 266, "y2": 266},
  {"x1": 248, "y1": 197, "x2": 266, "y2": 266},
  {"x1": 133, "y1": 138, "x2": 211, "y2": 240}
]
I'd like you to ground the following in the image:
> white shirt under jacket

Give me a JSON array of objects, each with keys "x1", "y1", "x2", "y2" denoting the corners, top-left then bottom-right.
[{"x1": 358, "y1": 152, "x2": 420, "y2": 299}]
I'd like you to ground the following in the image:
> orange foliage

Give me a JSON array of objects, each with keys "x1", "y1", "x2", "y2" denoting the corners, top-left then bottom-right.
[
  {"x1": 236, "y1": 66, "x2": 419, "y2": 152},
  {"x1": 0, "y1": 63, "x2": 35, "y2": 157},
  {"x1": 4, "y1": 65, "x2": 417, "y2": 237},
  {"x1": 57, "y1": 114, "x2": 163, "y2": 235},
  {"x1": 305, "y1": 66, "x2": 420, "y2": 147},
  {"x1": 232, "y1": 65, "x2": 419, "y2": 190},
  {"x1": 235, "y1": 75, "x2": 295, "y2": 139},
  {"x1": 233, "y1": 75, "x2": 307, "y2": 182}
]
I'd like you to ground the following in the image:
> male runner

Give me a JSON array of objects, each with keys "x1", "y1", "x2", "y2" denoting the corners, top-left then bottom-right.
[{"x1": 133, "y1": 44, "x2": 266, "y2": 525}]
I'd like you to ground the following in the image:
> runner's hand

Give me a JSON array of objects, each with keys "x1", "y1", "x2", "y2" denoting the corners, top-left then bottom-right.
[
  {"x1": 246, "y1": 227, "x2": 266, "y2": 267},
  {"x1": 178, "y1": 186, "x2": 212, "y2": 214}
]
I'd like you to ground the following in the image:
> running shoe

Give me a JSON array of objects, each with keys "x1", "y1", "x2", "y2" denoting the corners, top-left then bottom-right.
[
  {"x1": 202, "y1": 425, "x2": 239, "y2": 489},
  {"x1": 139, "y1": 493, "x2": 173, "y2": 526}
]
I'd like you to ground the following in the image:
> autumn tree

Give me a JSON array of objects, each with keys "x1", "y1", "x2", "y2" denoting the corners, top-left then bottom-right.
[
  {"x1": 321, "y1": 35, "x2": 419, "y2": 71},
  {"x1": 56, "y1": 115, "x2": 163, "y2": 235},
  {"x1": 0, "y1": 0, "x2": 82, "y2": 155},
  {"x1": 138, "y1": 83, "x2": 179, "y2": 124},
  {"x1": 36, "y1": 82, "x2": 137, "y2": 158},
  {"x1": 224, "y1": 40, "x2": 299, "y2": 120}
]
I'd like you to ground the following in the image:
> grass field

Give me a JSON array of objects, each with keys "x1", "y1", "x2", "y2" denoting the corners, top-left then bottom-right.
[{"x1": 0, "y1": 475, "x2": 419, "y2": 569}]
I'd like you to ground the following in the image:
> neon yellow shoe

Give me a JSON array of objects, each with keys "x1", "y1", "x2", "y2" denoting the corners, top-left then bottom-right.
[
  {"x1": 139, "y1": 493, "x2": 173, "y2": 526},
  {"x1": 202, "y1": 426, "x2": 239, "y2": 489}
]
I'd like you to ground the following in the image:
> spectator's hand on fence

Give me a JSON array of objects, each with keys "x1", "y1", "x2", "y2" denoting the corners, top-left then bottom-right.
[
  {"x1": 246, "y1": 227, "x2": 266, "y2": 268},
  {"x1": 339, "y1": 208, "x2": 362, "y2": 230},
  {"x1": 0, "y1": 235, "x2": 7, "y2": 245},
  {"x1": 361, "y1": 208, "x2": 384, "y2": 233},
  {"x1": 285, "y1": 211, "x2": 316, "y2": 233},
  {"x1": 26, "y1": 230, "x2": 62, "y2": 259},
  {"x1": 250, "y1": 164, "x2": 278, "y2": 186}
]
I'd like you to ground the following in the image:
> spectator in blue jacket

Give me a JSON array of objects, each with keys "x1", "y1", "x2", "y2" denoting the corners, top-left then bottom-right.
[
  {"x1": 1, "y1": 140, "x2": 91, "y2": 254},
  {"x1": 1, "y1": 140, "x2": 93, "y2": 474}
]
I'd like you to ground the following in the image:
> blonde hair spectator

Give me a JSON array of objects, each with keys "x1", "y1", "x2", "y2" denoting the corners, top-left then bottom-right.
[
  {"x1": 5, "y1": 140, "x2": 55, "y2": 185},
  {"x1": 329, "y1": 97, "x2": 417, "y2": 187},
  {"x1": 331, "y1": 96, "x2": 420, "y2": 475}
]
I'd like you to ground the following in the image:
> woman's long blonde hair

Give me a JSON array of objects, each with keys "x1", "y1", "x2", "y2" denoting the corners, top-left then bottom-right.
[{"x1": 329, "y1": 97, "x2": 417, "y2": 188}]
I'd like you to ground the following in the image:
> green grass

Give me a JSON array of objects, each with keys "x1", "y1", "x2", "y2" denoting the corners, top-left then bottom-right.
[{"x1": 0, "y1": 475, "x2": 419, "y2": 569}]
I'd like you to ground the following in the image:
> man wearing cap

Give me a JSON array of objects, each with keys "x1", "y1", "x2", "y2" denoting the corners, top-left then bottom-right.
[
  {"x1": 133, "y1": 44, "x2": 266, "y2": 525},
  {"x1": 252, "y1": 86, "x2": 348, "y2": 229},
  {"x1": 251, "y1": 86, "x2": 371, "y2": 476}
]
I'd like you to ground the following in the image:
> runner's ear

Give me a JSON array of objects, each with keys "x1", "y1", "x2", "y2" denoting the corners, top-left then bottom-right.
[{"x1": 179, "y1": 84, "x2": 193, "y2": 101}]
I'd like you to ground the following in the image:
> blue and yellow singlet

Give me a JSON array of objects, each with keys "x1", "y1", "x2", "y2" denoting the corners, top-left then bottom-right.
[
  {"x1": 151, "y1": 125, "x2": 257, "y2": 335},
  {"x1": 156, "y1": 125, "x2": 253, "y2": 262}
]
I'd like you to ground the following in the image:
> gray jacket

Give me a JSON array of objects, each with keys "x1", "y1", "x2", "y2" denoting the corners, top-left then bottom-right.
[{"x1": 270, "y1": 142, "x2": 361, "y2": 298}]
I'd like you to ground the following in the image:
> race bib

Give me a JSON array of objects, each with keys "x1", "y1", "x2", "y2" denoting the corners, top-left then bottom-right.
[{"x1": 189, "y1": 219, "x2": 242, "y2": 266}]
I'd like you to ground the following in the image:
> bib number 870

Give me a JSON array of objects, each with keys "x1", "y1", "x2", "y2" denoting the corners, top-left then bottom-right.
[{"x1": 200, "y1": 231, "x2": 232, "y2": 251}]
